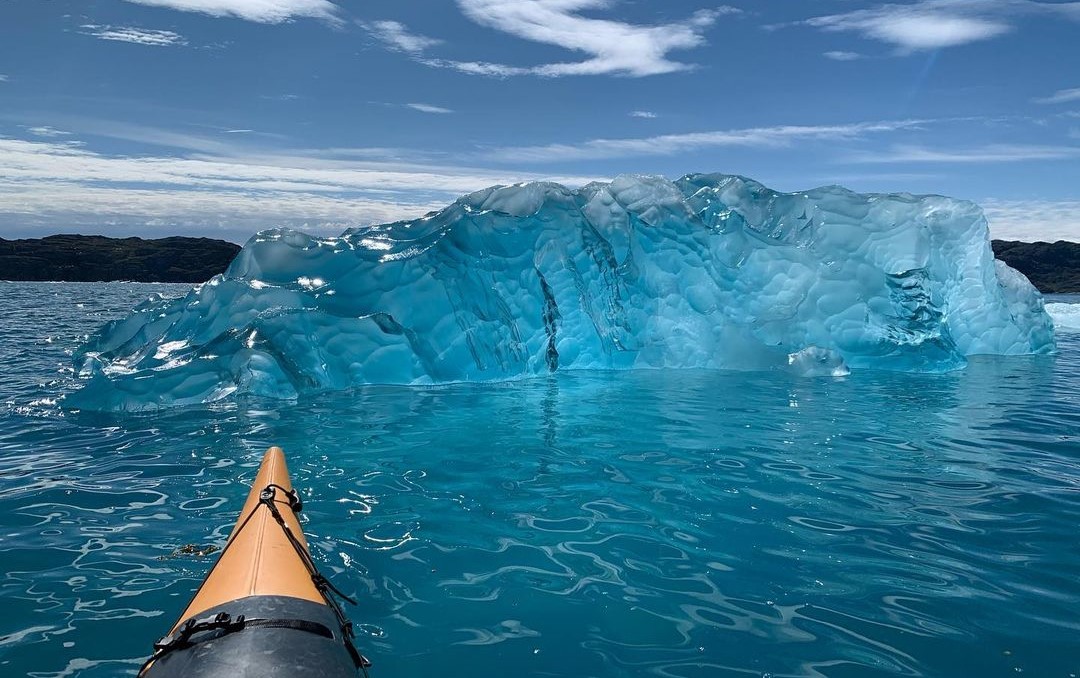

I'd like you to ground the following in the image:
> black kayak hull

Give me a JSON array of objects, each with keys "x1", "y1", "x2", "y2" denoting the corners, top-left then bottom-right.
[{"x1": 142, "y1": 595, "x2": 357, "y2": 678}]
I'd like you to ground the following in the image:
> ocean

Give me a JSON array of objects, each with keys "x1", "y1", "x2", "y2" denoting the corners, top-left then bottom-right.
[{"x1": 1, "y1": 281, "x2": 1078, "y2": 677}]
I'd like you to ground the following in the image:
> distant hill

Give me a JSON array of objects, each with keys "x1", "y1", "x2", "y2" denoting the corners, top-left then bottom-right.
[
  {"x1": 0, "y1": 233, "x2": 1075, "y2": 292},
  {"x1": 992, "y1": 240, "x2": 1080, "y2": 294},
  {"x1": 0, "y1": 234, "x2": 241, "y2": 283}
]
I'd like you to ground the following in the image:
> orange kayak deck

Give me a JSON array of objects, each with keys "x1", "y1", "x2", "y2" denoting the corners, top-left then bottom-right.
[
  {"x1": 142, "y1": 447, "x2": 364, "y2": 678},
  {"x1": 175, "y1": 446, "x2": 323, "y2": 627}
]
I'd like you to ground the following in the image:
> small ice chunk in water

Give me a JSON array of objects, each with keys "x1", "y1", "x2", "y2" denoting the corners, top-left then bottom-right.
[{"x1": 788, "y1": 347, "x2": 850, "y2": 377}]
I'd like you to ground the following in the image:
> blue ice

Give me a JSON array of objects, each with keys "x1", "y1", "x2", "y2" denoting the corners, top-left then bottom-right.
[{"x1": 71, "y1": 174, "x2": 1055, "y2": 410}]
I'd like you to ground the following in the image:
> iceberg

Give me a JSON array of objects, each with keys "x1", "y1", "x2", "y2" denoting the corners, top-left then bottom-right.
[{"x1": 70, "y1": 174, "x2": 1055, "y2": 410}]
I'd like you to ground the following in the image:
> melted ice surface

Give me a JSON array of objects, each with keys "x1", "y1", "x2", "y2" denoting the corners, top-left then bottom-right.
[{"x1": 71, "y1": 174, "x2": 1054, "y2": 410}]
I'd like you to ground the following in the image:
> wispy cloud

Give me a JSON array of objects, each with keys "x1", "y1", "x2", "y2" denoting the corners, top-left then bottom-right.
[
  {"x1": 0, "y1": 179, "x2": 442, "y2": 242},
  {"x1": 815, "y1": 171, "x2": 943, "y2": 185},
  {"x1": 801, "y1": 0, "x2": 1080, "y2": 53},
  {"x1": 121, "y1": 0, "x2": 340, "y2": 24},
  {"x1": 1034, "y1": 87, "x2": 1080, "y2": 105},
  {"x1": 0, "y1": 136, "x2": 600, "y2": 194},
  {"x1": 45, "y1": 119, "x2": 239, "y2": 154},
  {"x1": 0, "y1": 136, "x2": 601, "y2": 240},
  {"x1": 406, "y1": 103, "x2": 454, "y2": 114},
  {"x1": 848, "y1": 143, "x2": 1080, "y2": 163},
  {"x1": 982, "y1": 199, "x2": 1080, "y2": 242},
  {"x1": 360, "y1": 20, "x2": 442, "y2": 55},
  {"x1": 0, "y1": 74, "x2": 8, "y2": 82},
  {"x1": 484, "y1": 119, "x2": 927, "y2": 162},
  {"x1": 359, "y1": 21, "x2": 530, "y2": 77},
  {"x1": 25, "y1": 126, "x2": 73, "y2": 138},
  {"x1": 365, "y1": 1, "x2": 741, "y2": 78},
  {"x1": 824, "y1": 50, "x2": 863, "y2": 61},
  {"x1": 629, "y1": 110, "x2": 658, "y2": 119},
  {"x1": 417, "y1": 59, "x2": 529, "y2": 78},
  {"x1": 79, "y1": 24, "x2": 188, "y2": 46}
]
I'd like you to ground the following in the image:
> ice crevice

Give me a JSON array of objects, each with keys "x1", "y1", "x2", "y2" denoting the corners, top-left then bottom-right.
[{"x1": 70, "y1": 173, "x2": 1055, "y2": 411}]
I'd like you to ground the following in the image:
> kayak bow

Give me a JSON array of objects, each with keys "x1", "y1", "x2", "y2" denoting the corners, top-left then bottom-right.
[{"x1": 141, "y1": 446, "x2": 368, "y2": 677}]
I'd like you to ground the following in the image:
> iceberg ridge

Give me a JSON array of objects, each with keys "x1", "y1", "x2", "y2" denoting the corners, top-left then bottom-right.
[{"x1": 71, "y1": 173, "x2": 1054, "y2": 410}]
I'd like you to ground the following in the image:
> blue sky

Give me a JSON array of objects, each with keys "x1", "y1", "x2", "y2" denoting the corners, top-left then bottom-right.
[{"x1": 1, "y1": 0, "x2": 1079, "y2": 243}]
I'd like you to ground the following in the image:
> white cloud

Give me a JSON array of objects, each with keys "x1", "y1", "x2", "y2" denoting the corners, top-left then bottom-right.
[
  {"x1": 824, "y1": 50, "x2": 863, "y2": 61},
  {"x1": 79, "y1": 24, "x2": 188, "y2": 46},
  {"x1": 807, "y1": 9, "x2": 1009, "y2": 51},
  {"x1": 1034, "y1": 87, "x2": 1080, "y2": 105},
  {"x1": 360, "y1": 20, "x2": 442, "y2": 55},
  {"x1": 484, "y1": 119, "x2": 927, "y2": 162},
  {"x1": 121, "y1": 0, "x2": 340, "y2": 23},
  {"x1": 629, "y1": 110, "x2": 657, "y2": 119},
  {"x1": 982, "y1": 200, "x2": 1080, "y2": 242},
  {"x1": 0, "y1": 136, "x2": 602, "y2": 239},
  {"x1": 0, "y1": 74, "x2": 8, "y2": 82},
  {"x1": 406, "y1": 103, "x2": 454, "y2": 114},
  {"x1": 366, "y1": 1, "x2": 741, "y2": 78},
  {"x1": 848, "y1": 143, "x2": 1080, "y2": 163},
  {"x1": 802, "y1": 0, "x2": 1080, "y2": 53},
  {"x1": 26, "y1": 126, "x2": 73, "y2": 138},
  {"x1": 418, "y1": 58, "x2": 530, "y2": 78}
]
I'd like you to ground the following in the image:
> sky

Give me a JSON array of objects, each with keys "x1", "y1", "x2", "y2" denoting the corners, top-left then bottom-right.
[{"x1": 1, "y1": 0, "x2": 1079, "y2": 243}]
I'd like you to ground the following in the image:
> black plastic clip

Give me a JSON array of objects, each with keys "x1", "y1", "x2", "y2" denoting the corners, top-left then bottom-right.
[{"x1": 260, "y1": 484, "x2": 303, "y2": 512}]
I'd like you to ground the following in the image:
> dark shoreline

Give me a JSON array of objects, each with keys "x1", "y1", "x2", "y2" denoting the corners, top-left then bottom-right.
[
  {"x1": 0, "y1": 234, "x2": 1076, "y2": 293},
  {"x1": 991, "y1": 240, "x2": 1080, "y2": 294},
  {"x1": 0, "y1": 234, "x2": 241, "y2": 284}
]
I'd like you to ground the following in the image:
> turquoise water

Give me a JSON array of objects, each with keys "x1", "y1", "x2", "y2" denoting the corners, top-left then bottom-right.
[{"x1": 2, "y1": 281, "x2": 1079, "y2": 677}]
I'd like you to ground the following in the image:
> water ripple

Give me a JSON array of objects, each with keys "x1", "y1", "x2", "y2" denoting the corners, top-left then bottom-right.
[{"x1": 1, "y1": 284, "x2": 1079, "y2": 676}]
